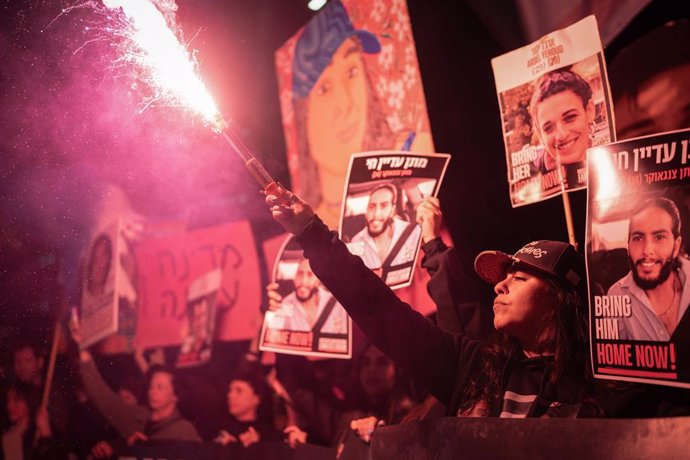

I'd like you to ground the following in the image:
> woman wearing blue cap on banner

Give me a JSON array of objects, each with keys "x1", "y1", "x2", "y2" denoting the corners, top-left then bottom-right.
[
  {"x1": 265, "y1": 188, "x2": 601, "y2": 423},
  {"x1": 291, "y1": 0, "x2": 431, "y2": 225}
]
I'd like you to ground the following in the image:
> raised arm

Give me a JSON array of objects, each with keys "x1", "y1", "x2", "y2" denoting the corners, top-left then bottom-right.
[{"x1": 266, "y1": 190, "x2": 472, "y2": 405}]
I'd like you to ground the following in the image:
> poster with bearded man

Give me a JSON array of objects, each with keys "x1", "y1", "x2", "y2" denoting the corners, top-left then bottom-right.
[
  {"x1": 340, "y1": 151, "x2": 450, "y2": 289},
  {"x1": 260, "y1": 236, "x2": 352, "y2": 359},
  {"x1": 587, "y1": 128, "x2": 690, "y2": 388}
]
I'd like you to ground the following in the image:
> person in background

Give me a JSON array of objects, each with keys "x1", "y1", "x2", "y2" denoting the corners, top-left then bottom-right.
[
  {"x1": 214, "y1": 371, "x2": 282, "y2": 448},
  {"x1": 70, "y1": 320, "x2": 201, "y2": 447},
  {"x1": 2, "y1": 380, "x2": 66, "y2": 459},
  {"x1": 334, "y1": 343, "x2": 421, "y2": 448},
  {"x1": 610, "y1": 19, "x2": 690, "y2": 140}
]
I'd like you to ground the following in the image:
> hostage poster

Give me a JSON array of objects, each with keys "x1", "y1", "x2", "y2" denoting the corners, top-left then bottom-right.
[
  {"x1": 259, "y1": 236, "x2": 352, "y2": 359},
  {"x1": 176, "y1": 269, "x2": 222, "y2": 368},
  {"x1": 340, "y1": 151, "x2": 450, "y2": 289},
  {"x1": 491, "y1": 15, "x2": 615, "y2": 207},
  {"x1": 587, "y1": 128, "x2": 690, "y2": 388},
  {"x1": 79, "y1": 221, "x2": 136, "y2": 349}
]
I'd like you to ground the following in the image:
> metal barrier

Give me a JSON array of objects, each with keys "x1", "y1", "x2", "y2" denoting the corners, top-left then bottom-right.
[
  {"x1": 366, "y1": 416, "x2": 690, "y2": 460},
  {"x1": 119, "y1": 440, "x2": 336, "y2": 460}
]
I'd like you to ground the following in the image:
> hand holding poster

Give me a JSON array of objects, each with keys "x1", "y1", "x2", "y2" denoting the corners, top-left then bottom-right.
[
  {"x1": 587, "y1": 128, "x2": 690, "y2": 387},
  {"x1": 339, "y1": 151, "x2": 450, "y2": 289},
  {"x1": 259, "y1": 236, "x2": 352, "y2": 359},
  {"x1": 491, "y1": 15, "x2": 615, "y2": 207}
]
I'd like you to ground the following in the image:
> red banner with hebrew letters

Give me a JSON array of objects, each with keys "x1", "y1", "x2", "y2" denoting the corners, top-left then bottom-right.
[{"x1": 135, "y1": 221, "x2": 261, "y2": 347}]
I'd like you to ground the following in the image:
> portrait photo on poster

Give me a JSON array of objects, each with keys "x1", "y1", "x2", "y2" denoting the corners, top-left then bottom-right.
[
  {"x1": 176, "y1": 268, "x2": 222, "y2": 368},
  {"x1": 587, "y1": 128, "x2": 690, "y2": 388},
  {"x1": 492, "y1": 15, "x2": 615, "y2": 207},
  {"x1": 80, "y1": 221, "x2": 121, "y2": 349},
  {"x1": 259, "y1": 235, "x2": 352, "y2": 359},
  {"x1": 339, "y1": 151, "x2": 450, "y2": 289}
]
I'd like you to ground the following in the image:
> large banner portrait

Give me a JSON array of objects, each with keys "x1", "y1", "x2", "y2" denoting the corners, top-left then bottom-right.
[
  {"x1": 259, "y1": 236, "x2": 352, "y2": 359},
  {"x1": 587, "y1": 128, "x2": 690, "y2": 388},
  {"x1": 275, "y1": 0, "x2": 434, "y2": 229},
  {"x1": 491, "y1": 15, "x2": 615, "y2": 207},
  {"x1": 340, "y1": 151, "x2": 450, "y2": 289}
]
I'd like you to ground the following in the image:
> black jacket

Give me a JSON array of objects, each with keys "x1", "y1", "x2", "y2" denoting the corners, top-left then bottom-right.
[{"x1": 296, "y1": 216, "x2": 594, "y2": 417}]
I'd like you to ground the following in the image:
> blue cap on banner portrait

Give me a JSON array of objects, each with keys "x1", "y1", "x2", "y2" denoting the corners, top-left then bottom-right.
[
  {"x1": 474, "y1": 240, "x2": 584, "y2": 289},
  {"x1": 292, "y1": 0, "x2": 381, "y2": 98}
]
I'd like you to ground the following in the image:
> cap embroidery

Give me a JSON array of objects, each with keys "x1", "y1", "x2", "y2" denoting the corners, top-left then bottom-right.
[{"x1": 517, "y1": 246, "x2": 548, "y2": 259}]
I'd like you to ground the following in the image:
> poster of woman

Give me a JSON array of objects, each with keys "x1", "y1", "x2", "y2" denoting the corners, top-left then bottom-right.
[{"x1": 491, "y1": 15, "x2": 615, "y2": 207}]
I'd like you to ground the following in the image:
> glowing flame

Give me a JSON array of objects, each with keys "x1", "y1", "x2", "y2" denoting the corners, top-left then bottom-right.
[{"x1": 102, "y1": 0, "x2": 224, "y2": 129}]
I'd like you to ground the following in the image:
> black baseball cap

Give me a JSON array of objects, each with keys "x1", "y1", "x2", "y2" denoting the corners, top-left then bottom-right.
[{"x1": 474, "y1": 240, "x2": 584, "y2": 288}]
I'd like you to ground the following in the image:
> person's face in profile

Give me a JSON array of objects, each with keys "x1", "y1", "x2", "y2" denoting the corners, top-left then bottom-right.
[
  {"x1": 306, "y1": 37, "x2": 368, "y2": 177},
  {"x1": 366, "y1": 188, "x2": 395, "y2": 237},
  {"x1": 535, "y1": 90, "x2": 594, "y2": 165},
  {"x1": 616, "y1": 63, "x2": 690, "y2": 139},
  {"x1": 294, "y1": 259, "x2": 320, "y2": 302},
  {"x1": 492, "y1": 268, "x2": 556, "y2": 345},
  {"x1": 628, "y1": 206, "x2": 681, "y2": 288}
]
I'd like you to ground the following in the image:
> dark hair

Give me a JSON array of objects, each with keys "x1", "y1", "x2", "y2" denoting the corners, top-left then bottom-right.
[
  {"x1": 530, "y1": 67, "x2": 593, "y2": 125},
  {"x1": 145, "y1": 365, "x2": 180, "y2": 400},
  {"x1": 630, "y1": 196, "x2": 681, "y2": 239},
  {"x1": 3, "y1": 380, "x2": 40, "y2": 453},
  {"x1": 457, "y1": 270, "x2": 590, "y2": 415},
  {"x1": 228, "y1": 371, "x2": 273, "y2": 422},
  {"x1": 348, "y1": 342, "x2": 421, "y2": 424}
]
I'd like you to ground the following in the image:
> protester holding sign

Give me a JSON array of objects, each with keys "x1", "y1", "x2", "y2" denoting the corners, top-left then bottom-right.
[
  {"x1": 70, "y1": 320, "x2": 201, "y2": 446},
  {"x1": 266, "y1": 189, "x2": 599, "y2": 418}
]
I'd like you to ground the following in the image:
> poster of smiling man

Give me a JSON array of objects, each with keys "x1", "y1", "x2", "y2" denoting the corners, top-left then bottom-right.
[
  {"x1": 492, "y1": 15, "x2": 615, "y2": 207},
  {"x1": 260, "y1": 236, "x2": 352, "y2": 359},
  {"x1": 340, "y1": 151, "x2": 450, "y2": 289},
  {"x1": 587, "y1": 128, "x2": 690, "y2": 388}
]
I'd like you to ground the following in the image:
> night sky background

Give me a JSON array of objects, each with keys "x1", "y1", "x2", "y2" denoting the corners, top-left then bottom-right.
[{"x1": 1, "y1": 0, "x2": 689, "y2": 354}]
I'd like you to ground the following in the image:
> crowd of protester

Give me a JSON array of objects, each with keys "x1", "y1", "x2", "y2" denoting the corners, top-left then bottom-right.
[{"x1": 3, "y1": 14, "x2": 690, "y2": 460}]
